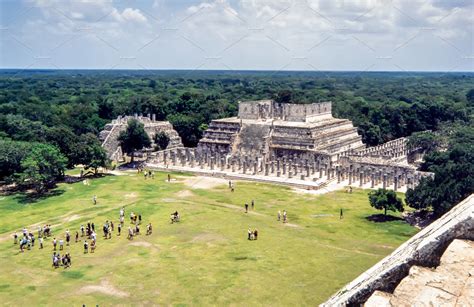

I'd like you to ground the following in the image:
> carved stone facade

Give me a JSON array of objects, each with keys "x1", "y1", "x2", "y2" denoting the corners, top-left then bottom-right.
[
  {"x1": 100, "y1": 114, "x2": 183, "y2": 161},
  {"x1": 197, "y1": 100, "x2": 364, "y2": 163}
]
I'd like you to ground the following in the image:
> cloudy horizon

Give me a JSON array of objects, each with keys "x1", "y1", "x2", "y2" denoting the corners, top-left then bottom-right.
[{"x1": 0, "y1": 0, "x2": 473, "y2": 72}]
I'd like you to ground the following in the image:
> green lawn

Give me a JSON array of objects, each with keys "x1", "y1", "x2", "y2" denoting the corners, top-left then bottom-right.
[{"x1": 0, "y1": 171, "x2": 417, "y2": 306}]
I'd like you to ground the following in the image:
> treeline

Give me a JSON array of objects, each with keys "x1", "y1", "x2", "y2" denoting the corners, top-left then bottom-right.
[{"x1": 1, "y1": 71, "x2": 472, "y2": 147}]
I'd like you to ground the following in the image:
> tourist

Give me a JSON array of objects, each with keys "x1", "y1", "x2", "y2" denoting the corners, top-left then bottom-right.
[
  {"x1": 37, "y1": 226, "x2": 42, "y2": 238},
  {"x1": 93, "y1": 195, "x2": 97, "y2": 205},
  {"x1": 245, "y1": 203, "x2": 248, "y2": 213},
  {"x1": 90, "y1": 240, "x2": 96, "y2": 253},
  {"x1": 120, "y1": 207, "x2": 124, "y2": 218},
  {"x1": 228, "y1": 180, "x2": 232, "y2": 188},
  {"x1": 117, "y1": 223, "x2": 121, "y2": 236},
  {"x1": 19, "y1": 237, "x2": 27, "y2": 252},
  {"x1": 91, "y1": 223, "x2": 95, "y2": 232},
  {"x1": 80, "y1": 224, "x2": 85, "y2": 237},
  {"x1": 138, "y1": 214, "x2": 142, "y2": 225},
  {"x1": 59, "y1": 239, "x2": 64, "y2": 251},
  {"x1": 340, "y1": 208, "x2": 343, "y2": 219},
  {"x1": 120, "y1": 215, "x2": 124, "y2": 225},
  {"x1": 251, "y1": 200, "x2": 254, "y2": 210},
  {"x1": 283, "y1": 210, "x2": 287, "y2": 223},
  {"x1": 53, "y1": 238, "x2": 57, "y2": 251},
  {"x1": 39, "y1": 236, "x2": 43, "y2": 249},
  {"x1": 30, "y1": 233, "x2": 35, "y2": 247},
  {"x1": 110, "y1": 221, "x2": 114, "y2": 232},
  {"x1": 248, "y1": 228, "x2": 252, "y2": 240},
  {"x1": 151, "y1": 171, "x2": 155, "y2": 179},
  {"x1": 146, "y1": 223, "x2": 152, "y2": 235},
  {"x1": 167, "y1": 174, "x2": 171, "y2": 182},
  {"x1": 13, "y1": 232, "x2": 18, "y2": 245},
  {"x1": 135, "y1": 224, "x2": 140, "y2": 235},
  {"x1": 277, "y1": 210, "x2": 281, "y2": 221},
  {"x1": 127, "y1": 227, "x2": 133, "y2": 240},
  {"x1": 83, "y1": 241, "x2": 88, "y2": 254},
  {"x1": 75, "y1": 231, "x2": 79, "y2": 243},
  {"x1": 254, "y1": 229, "x2": 258, "y2": 240},
  {"x1": 144, "y1": 172, "x2": 148, "y2": 180},
  {"x1": 66, "y1": 230, "x2": 70, "y2": 246},
  {"x1": 22, "y1": 227, "x2": 28, "y2": 237}
]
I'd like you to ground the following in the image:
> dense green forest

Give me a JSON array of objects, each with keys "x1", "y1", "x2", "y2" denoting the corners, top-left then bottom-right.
[{"x1": 0, "y1": 69, "x2": 472, "y2": 214}]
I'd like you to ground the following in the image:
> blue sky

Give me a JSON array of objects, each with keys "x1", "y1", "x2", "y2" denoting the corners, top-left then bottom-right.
[{"x1": 0, "y1": 0, "x2": 473, "y2": 71}]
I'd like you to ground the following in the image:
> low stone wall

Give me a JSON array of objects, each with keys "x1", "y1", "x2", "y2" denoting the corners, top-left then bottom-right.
[{"x1": 321, "y1": 194, "x2": 474, "y2": 306}]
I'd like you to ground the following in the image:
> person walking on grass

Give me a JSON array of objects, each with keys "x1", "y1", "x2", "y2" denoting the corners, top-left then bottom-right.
[
  {"x1": 251, "y1": 200, "x2": 254, "y2": 210},
  {"x1": 340, "y1": 208, "x2": 343, "y2": 219},
  {"x1": 277, "y1": 210, "x2": 281, "y2": 221},
  {"x1": 93, "y1": 195, "x2": 97, "y2": 205},
  {"x1": 245, "y1": 203, "x2": 249, "y2": 213},
  {"x1": 53, "y1": 238, "x2": 57, "y2": 251}
]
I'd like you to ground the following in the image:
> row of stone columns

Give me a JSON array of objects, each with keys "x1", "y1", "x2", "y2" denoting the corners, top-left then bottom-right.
[{"x1": 151, "y1": 148, "x2": 427, "y2": 191}]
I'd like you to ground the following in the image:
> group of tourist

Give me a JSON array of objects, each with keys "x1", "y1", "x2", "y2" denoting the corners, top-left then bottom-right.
[
  {"x1": 14, "y1": 224, "x2": 54, "y2": 252},
  {"x1": 277, "y1": 210, "x2": 288, "y2": 223},
  {"x1": 170, "y1": 211, "x2": 180, "y2": 223},
  {"x1": 12, "y1": 204, "x2": 156, "y2": 268},
  {"x1": 244, "y1": 200, "x2": 255, "y2": 213},
  {"x1": 247, "y1": 228, "x2": 259, "y2": 240},
  {"x1": 52, "y1": 252, "x2": 71, "y2": 268}
]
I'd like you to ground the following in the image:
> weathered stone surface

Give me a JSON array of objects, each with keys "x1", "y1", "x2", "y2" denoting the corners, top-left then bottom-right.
[
  {"x1": 364, "y1": 290, "x2": 393, "y2": 307},
  {"x1": 322, "y1": 194, "x2": 474, "y2": 306}
]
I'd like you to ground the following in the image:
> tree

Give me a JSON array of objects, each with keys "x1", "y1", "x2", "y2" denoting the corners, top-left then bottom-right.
[
  {"x1": 407, "y1": 131, "x2": 443, "y2": 154},
  {"x1": 154, "y1": 131, "x2": 170, "y2": 151},
  {"x1": 117, "y1": 119, "x2": 151, "y2": 162},
  {"x1": 74, "y1": 133, "x2": 108, "y2": 174},
  {"x1": 275, "y1": 90, "x2": 293, "y2": 104},
  {"x1": 15, "y1": 144, "x2": 67, "y2": 193},
  {"x1": 368, "y1": 189, "x2": 404, "y2": 216},
  {"x1": 0, "y1": 138, "x2": 31, "y2": 181}
]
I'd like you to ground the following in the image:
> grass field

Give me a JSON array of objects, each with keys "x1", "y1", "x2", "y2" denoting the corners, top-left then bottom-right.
[{"x1": 0, "y1": 171, "x2": 417, "y2": 306}]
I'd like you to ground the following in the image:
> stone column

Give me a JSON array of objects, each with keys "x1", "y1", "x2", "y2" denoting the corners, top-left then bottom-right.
[
  {"x1": 348, "y1": 165, "x2": 353, "y2": 185},
  {"x1": 242, "y1": 161, "x2": 247, "y2": 174},
  {"x1": 359, "y1": 171, "x2": 363, "y2": 187},
  {"x1": 383, "y1": 174, "x2": 387, "y2": 189},
  {"x1": 371, "y1": 173, "x2": 375, "y2": 188},
  {"x1": 394, "y1": 175, "x2": 398, "y2": 191},
  {"x1": 264, "y1": 163, "x2": 269, "y2": 176}
]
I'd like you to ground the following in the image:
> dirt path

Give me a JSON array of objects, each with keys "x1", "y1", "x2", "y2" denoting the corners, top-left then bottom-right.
[{"x1": 78, "y1": 279, "x2": 129, "y2": 298}]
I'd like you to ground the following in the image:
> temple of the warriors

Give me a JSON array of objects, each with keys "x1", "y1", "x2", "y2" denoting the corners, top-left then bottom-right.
[
  {"x1": 144, "y1": 99, "x2": 432, "y2": 191},
  {"x1": 197, "y1": 100, "x2": 365, "y2": 162},
  {"x1": 99, "y1": 114, "x2": 182, "y2": 161}
]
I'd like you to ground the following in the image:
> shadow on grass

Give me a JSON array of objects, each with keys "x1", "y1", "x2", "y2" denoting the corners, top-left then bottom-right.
[
  {"x1": 14, "y1": 189, "x2": 65, "y2": 205},
  {"x1": 366, "y1": 214, "x2": 404, "y2": 223}
]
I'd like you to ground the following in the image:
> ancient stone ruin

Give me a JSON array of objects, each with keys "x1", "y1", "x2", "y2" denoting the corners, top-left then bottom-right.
[
  {"x1": 146, "y1": 99, "x2": 432, "y2": 191},
  {"x1": 99, "y1": 114, "x2": 183, "y2": 161}
]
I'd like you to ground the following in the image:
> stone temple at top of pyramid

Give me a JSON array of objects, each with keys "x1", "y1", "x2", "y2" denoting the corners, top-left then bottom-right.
[{"x1": 197, "y1": 99, "x2": 365, "y2": 162}]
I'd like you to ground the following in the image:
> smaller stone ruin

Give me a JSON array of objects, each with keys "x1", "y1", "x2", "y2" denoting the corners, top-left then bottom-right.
[{"x1": 99, "y1": 114, "x2": 183, "y2": 161}]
